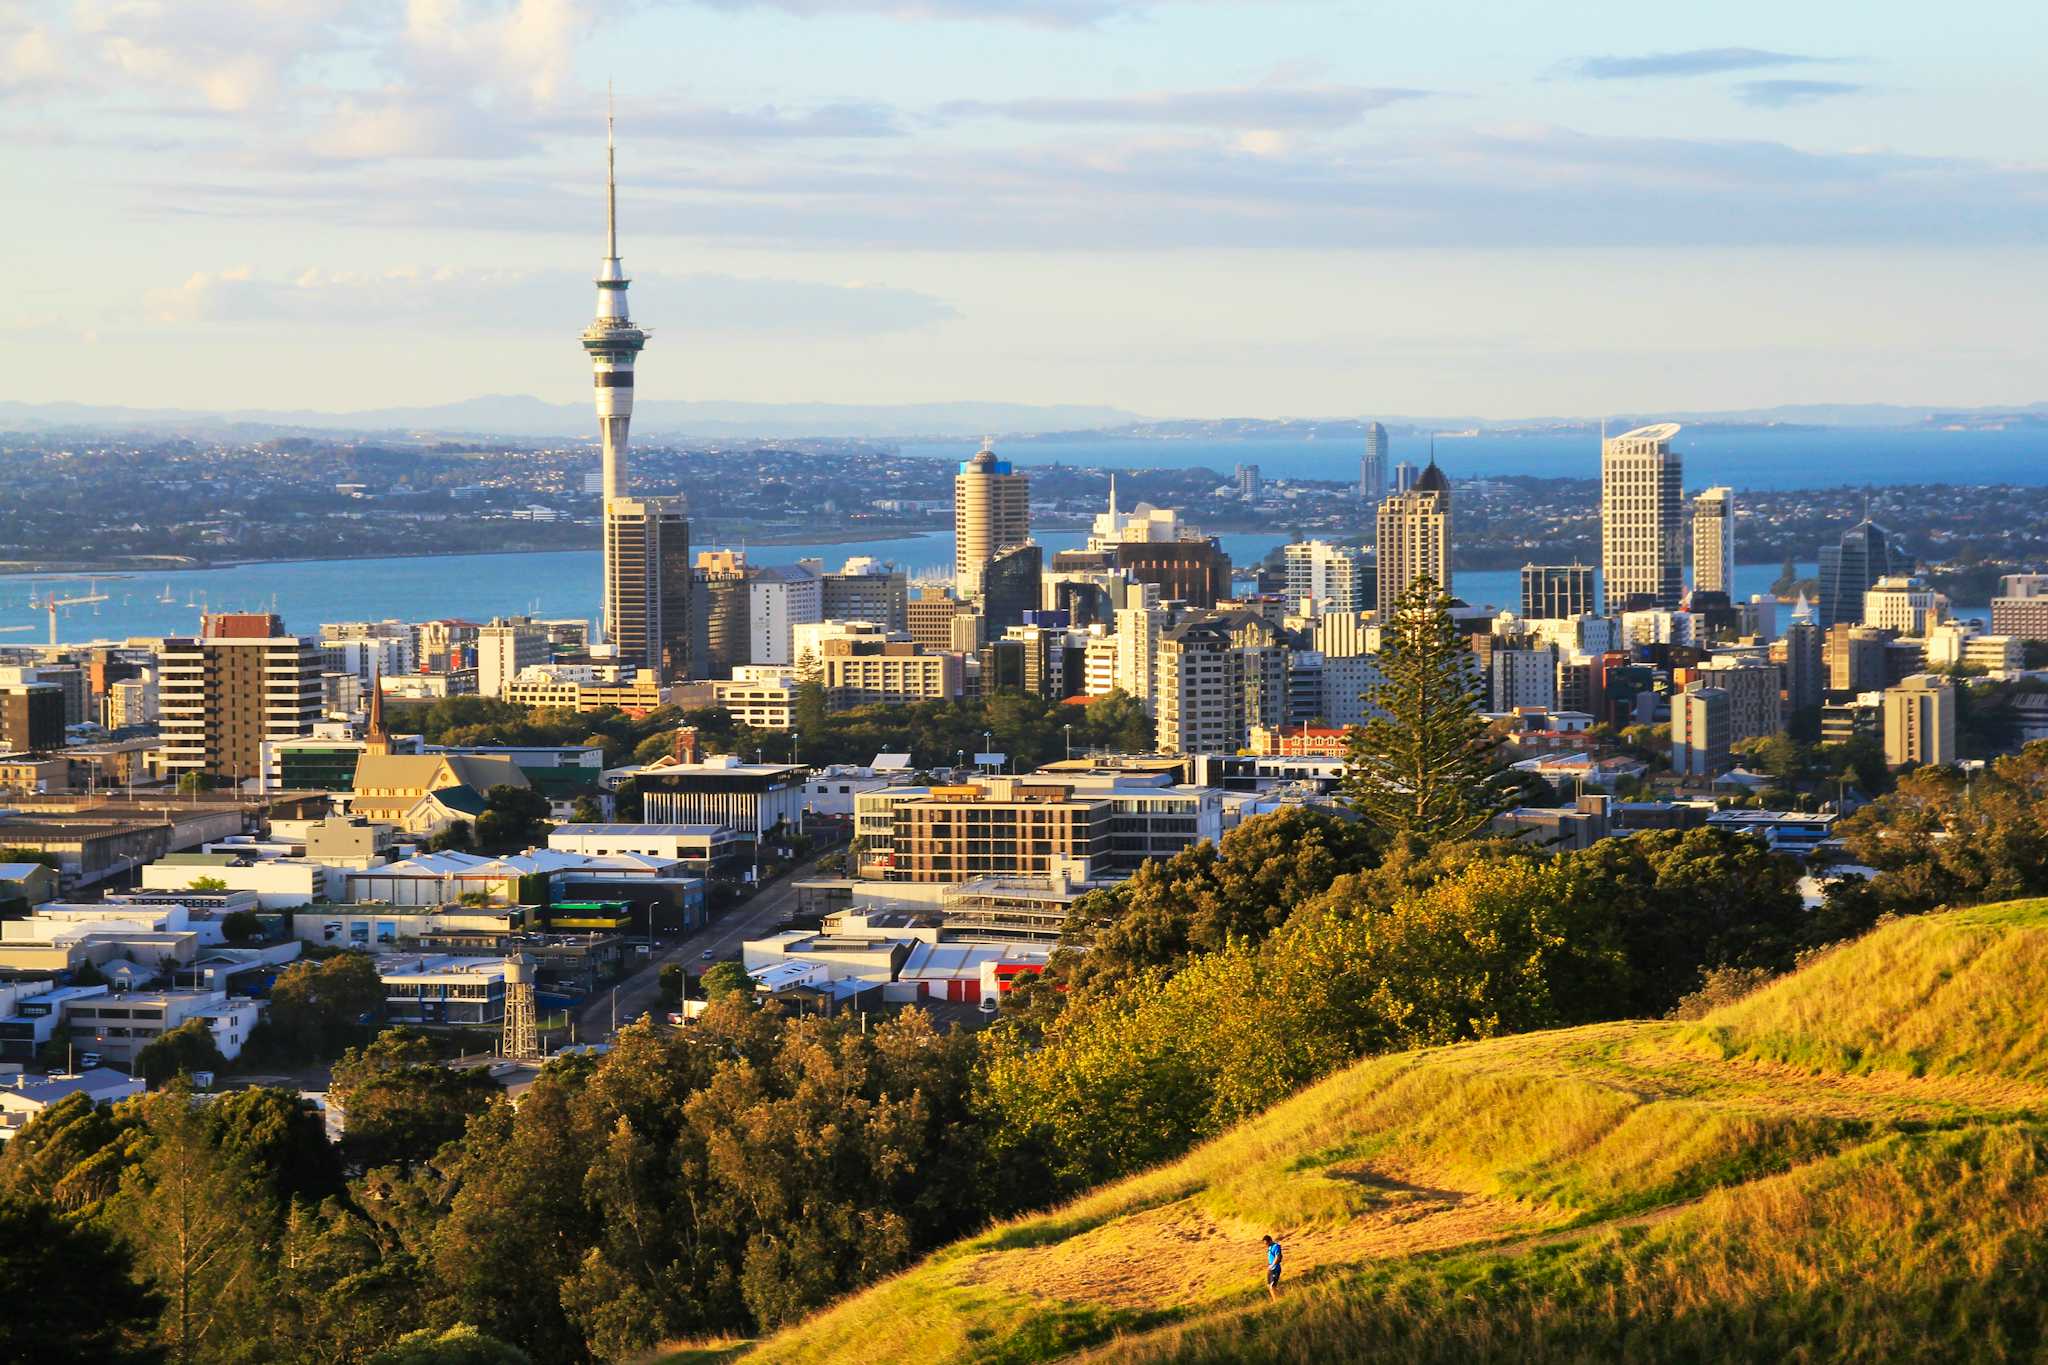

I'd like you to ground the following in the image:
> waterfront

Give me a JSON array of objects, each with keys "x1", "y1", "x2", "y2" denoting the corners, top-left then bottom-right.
[
  {"x1": 903, "y1": 427, "x2": 2048, "y2": 490},
  {"x1": 0, "y1": 539, "x2": 1901, "y2": 646}
]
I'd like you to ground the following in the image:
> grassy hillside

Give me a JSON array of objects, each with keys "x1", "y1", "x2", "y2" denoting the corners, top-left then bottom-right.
[{"x1": 665, "y1": 900, "x2": 2048, "y2": 1364}]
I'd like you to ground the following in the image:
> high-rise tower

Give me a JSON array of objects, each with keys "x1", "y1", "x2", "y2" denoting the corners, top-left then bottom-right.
[
  {"x1": 1691, "y1": 486, "x2": 1735, "y2": 596},
  {"x1": 1601, "y1": 423, "x2": 1685, "y2": 612},
  {"x1": 583, "y1": 95, "x2": 651, "y2": 646},
  {"x1": 1360, "y1": 421, "x2": 1389, "y2": 503},
  {"x1": 954, "y1": 440, "x2": 1031, "y2": 600},
  {"x1": 1817, "y1": 519, "x2": 1891, "y2": 629},
  {"x1": 1375, "y1": 460, "x2": 1451, "y2": 619},
  {"x1": 584, "y1": 96, "x2": 647, "y2": 505}
]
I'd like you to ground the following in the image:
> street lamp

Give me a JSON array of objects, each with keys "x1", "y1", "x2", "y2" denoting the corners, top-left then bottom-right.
[
  {"x1": 982, "y1": 731, "x2": 992, "y2": 773},
  {"x1": 1064, "y1": 723, "x2": 1073, "y2": 761}
]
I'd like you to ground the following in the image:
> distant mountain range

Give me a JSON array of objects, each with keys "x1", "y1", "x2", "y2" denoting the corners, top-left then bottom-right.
[
  {"x1": 0, "y1": 396, "x2": 1146, "y2": 442},
  {"x1": 1, "y1": 396, "x2": 2043, "y2": 443}
]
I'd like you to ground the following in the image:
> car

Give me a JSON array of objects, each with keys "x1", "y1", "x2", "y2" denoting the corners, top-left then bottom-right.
[{"x1": 701, "y1": 950, "x2": 715, "y2": 961}]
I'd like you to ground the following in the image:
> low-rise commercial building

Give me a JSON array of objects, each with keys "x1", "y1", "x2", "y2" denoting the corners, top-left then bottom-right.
[
  {"x1": 60, "y1": 989, "x2": 259, "y2": 1067},
  {"x1": 375, "y1": 955, "x2": 509, "y2": 1027},
  {"x1": 0, "y1": 1069, "x2": 145, "y2": 1141}
]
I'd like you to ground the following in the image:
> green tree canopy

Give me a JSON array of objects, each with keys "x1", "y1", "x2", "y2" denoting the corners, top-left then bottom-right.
[
  {"x1": 700, "y1": 960, "x2": 753, "y2": 1003},
  {"x1": 219, "y1": 909, "x2": 263, "y2": 943},
  {"x1": 0, "y1": 1193, "x2": 160, "y2": 1362},
  {"x1": 1343, "y1": 575, "x2": 1512, "y2": 845},
  {"x1": 133, "y1": 1018, "x2": 228, "y2": 1087},
  {"x1": 365, "y1": 1324, "x2": 530, "y2": 1365},
  {"x1": 329, "y1": 1029, "x2": 498, "y2": 1171},
  {"x1": 1060, "y1": 806, "x2": 1379, "y2": 997},
  {"x1": 251, "y1": 951, "x2": 384, "y2": 1064}
]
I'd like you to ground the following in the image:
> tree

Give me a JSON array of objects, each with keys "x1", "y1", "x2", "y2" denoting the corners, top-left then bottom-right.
[
  {"x1": 114, "y1": 1082, "x2": 274, "y2": 1363},
  {"x1": 700, "y1": 960, "x2": 753, "y2": 1002},
  {"x1": 176, "y1": 771, "x2": 210, "y2": 795},
  {"x1": 207, "y1": 1086, "x2": 346, "y2": 1208},
  {"x1": 474, "y1": 784, "x2": 550, "y2": 854},
  {"x1": 219, "y1": 909, "x2": 262, "y2": 943},
  {"x1": 429, "y1": 819, "x2": 475, "y2": 853},
  {"x1": 366, "y1": 1325, "x2": 529, "y2": 1365},
  {"x1": 658, "y1": 962, "x2": 686, "y2": 1006},
  {"x1": 1061, "y1": 806, "x2": 1379, "y2": 996},
  {"x1": 1073, "y1": 688, "x2": 1154, "y2": 753},
  {"x1": 1770, "y1": 553, "x2": 1800, "y2": 598},
  {"x1": 0, "y1": 1090, "x2": 135, "y2": 1215},
  {"x1": 329, "y1": 1029, "x2": 498, "y2": 1170},
  {"x1": 1343, "y1": 575, "x2": 1511, "y2": 844},
  {"x1": 568, "y1": 795, "x2": 603, "y2": 823},
  {"x1": 253, "y1": 951, "x2": 384, "y2": 1063},
  {"x1": 1834, "y1": 742, "x2": 2048, "y2": 919},
  {"x1": 0, "y1": 1193, "x2": 160, "y2": 1362},
  {"x1": 133, "y1": 1018, "x2": 228, "y2": 1086},
  {"x1": 187, "y1": 874, "x2": 229, "y2": 893},
  {"x1": 1555, "y1": 827, "x2": 1807, "y2": 1013}
]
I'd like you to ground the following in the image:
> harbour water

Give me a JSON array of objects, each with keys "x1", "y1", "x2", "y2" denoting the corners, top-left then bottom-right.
[
  {"x1": 0, "y1": 542, "x2": 1900, "y2": 647},
  {"x1": 904, "y1": 426, "x2": 2048, "y2": 490},
  {"x1": 6, "y1": 423, "x2": 2026, "y2": 643}
]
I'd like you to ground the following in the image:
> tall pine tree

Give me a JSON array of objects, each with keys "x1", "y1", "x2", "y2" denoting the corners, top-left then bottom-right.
[{"x1": 1343, "y1": 574, "x2": 1511, "y2": 844}]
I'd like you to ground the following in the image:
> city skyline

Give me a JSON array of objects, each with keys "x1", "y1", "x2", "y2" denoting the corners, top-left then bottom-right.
[{"x1": 3, "y1": 3, "x2": 2046, "y2": 419}]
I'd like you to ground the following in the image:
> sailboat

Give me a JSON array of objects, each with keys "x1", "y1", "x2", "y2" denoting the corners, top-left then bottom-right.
[{"x1": 157, "y1": 583, "x2": 176, "y2": 604}]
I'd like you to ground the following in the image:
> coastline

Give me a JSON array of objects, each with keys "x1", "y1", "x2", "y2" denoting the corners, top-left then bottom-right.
[{"x1": 0, "y1": 529, "x2": 951, "y2": 579}]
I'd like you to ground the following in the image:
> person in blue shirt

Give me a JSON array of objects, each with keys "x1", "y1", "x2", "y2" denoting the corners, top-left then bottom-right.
[{"x1": 1263, "y1": 1234, "x2": 1284, "y2": 1296}]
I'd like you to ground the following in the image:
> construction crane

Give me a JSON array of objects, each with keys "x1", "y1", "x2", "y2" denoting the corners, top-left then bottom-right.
[{"x1": 32, "y1": 583, "x2": 110, "y2": 646}]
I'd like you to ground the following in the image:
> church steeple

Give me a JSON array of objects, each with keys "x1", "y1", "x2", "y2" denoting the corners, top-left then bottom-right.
[{"x1": 363, "y1": 679, "x2": 390, "y2": 756}]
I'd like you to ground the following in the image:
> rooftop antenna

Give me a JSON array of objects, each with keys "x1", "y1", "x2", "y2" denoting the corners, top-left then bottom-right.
[{"x1": 605, "y1": 80, "x2": 618, "y2": 261}]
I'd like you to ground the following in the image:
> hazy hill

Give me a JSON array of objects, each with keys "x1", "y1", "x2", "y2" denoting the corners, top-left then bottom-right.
[
  {"x1": 0, "y1": 396, "x2": 1144, "y2": 441},
  {"x1": 669, "y1": 899, "x2": 2048, "y2": 1363}
]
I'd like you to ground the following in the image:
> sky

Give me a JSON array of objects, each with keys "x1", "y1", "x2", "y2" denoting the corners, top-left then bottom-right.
[{"x1": 2, "y1": 0, "x2": 2045, "y2": 421}]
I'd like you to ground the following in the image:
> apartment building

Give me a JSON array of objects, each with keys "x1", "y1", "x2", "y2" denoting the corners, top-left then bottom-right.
[{"x1": 157, "y1": 614, "x2": 323, "y2": 785}]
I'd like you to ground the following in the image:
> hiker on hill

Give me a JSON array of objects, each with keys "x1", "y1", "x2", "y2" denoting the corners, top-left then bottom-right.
[{"x1": 1263, "y1": 1234, "x2": 1284, "y2": 1297}]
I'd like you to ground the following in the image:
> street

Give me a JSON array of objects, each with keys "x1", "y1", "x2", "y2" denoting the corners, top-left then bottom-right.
[{"x1": 570, "y1": 857, "x2": 821, "y2": 1043}]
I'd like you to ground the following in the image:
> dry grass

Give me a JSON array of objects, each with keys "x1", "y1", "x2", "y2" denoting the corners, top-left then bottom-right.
[{"x1": 673, "y1": 900, "x2": 2048, "y2": 1365}]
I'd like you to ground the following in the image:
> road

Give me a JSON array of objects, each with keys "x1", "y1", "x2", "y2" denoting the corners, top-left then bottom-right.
[{"x1": 571, "y1": 857, "x2": 824, "y2": 1043}]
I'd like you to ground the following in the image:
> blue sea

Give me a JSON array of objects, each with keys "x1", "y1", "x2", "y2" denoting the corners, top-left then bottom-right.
[
  {"x1": 902, "y1": 427, "x2": 2048, "y2": 490},
  {"x1": 1, "y1": 544, "x2": 1969, "y2": 648},
  {"x1": 4, "y1": 426, "x2": 2025, "y2": 644}
]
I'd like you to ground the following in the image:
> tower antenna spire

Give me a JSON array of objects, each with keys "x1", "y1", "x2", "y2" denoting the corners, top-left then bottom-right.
[{"x1": 606, "y1": 80, "x2": 618, "y2": 260}]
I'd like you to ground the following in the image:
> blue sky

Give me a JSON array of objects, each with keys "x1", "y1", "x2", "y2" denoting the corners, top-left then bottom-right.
[{"x1": 2, "y1": 0, "x2": 2043, "y2": 419}]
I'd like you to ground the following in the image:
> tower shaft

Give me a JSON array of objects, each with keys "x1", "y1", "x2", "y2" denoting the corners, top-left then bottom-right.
[{"x1": 583, "y1": 97, "x2": 649, "y2": 638}]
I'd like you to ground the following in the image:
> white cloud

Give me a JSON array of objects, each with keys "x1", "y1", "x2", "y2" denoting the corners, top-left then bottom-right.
[
  {"x1": 939, "y1": 85, "x2": 1428, "y2": 129},
  {"x1": 400, "y1": 0, "x2": 591, "y2": 104},
  {"x1": 138, "y1": 265, "x2": 958, "y2": 335}
]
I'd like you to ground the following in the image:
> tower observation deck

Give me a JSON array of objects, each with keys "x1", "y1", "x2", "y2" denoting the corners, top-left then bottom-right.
[{"x1": 583, "y1": 95, "x2": 648, "y2": 509}]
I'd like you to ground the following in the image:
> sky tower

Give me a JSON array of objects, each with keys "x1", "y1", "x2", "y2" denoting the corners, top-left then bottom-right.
[{"x1": 583, "y1": 95, "x2": 646, "y2": 505}]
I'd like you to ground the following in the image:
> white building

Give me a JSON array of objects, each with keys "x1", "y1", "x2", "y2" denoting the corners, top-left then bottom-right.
[
  {"x1": 1864, "y1": 577, "x2": 1947, "y2": 636},
  {"x1": 0, "y1": 1069, "x2": 145, "y2": 1141},
  {"x1": 1601, "y1": 423, "x2": 1684, "y2": 611},
  {"x1": 477, "y1": 618, "x2": 551, "y2": 698},
  {"x1": 748, "y1": 566, "x2": 823, "y2": 667},
  {"x1": 713, "y1": 667, "x2": 799, "y2": 731},
  {"x1": 1490, "y1": 645, "x2": 1559, "y2": 712},
  {"x1": 1283, "y1": 540, "x2": 1369, "y2": 615},
  {"x1": 141, "y1": 856, "x2": 339, "y2": 909}
]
